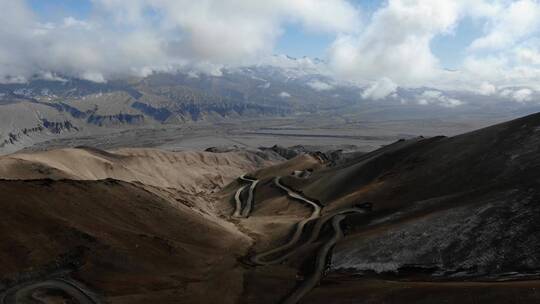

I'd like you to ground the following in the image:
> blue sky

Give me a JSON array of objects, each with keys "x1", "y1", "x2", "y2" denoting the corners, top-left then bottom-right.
[
  {"x1": 28, "y1": 0, "x2": 92, "y2": 20},
  {"x1": 275, "y1": 25, "x2": 336, "y2": 59},
  {"x1": 430, "y1": 17, "x2": 485, "y2": 70}
]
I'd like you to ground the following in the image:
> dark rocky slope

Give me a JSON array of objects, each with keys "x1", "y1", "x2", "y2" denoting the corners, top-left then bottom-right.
[{"x1": 281, "y1": 112, "x2": 540, "y2": 282}]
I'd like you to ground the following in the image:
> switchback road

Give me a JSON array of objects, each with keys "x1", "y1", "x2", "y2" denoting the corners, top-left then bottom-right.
[{"x1": 1, "y1": 278, "x2": 100, "y2": 304}]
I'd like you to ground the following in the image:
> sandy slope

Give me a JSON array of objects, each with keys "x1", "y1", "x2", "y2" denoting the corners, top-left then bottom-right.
[
  {"x1": 0, "y1": 146, "x2": 280, "y2": 303},
  {"x1": 0, "y1": 147, "x2": 273, "y2": 193}
]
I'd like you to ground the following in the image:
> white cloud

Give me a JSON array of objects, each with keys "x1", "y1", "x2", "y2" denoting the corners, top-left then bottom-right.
[
  {"x1": 499, "y1": 89, "x2": 513, "y2": 97},
  {"x1": 39, "y1": 72, "x2": 67, "y2": 82},
  {"x1": 462, "y1": 56, "x2": 507, "y2": 81},
  {"x1": 257, "y1": 55, "x2": 328, "y2": 77},
  {"x1": 62, "y1": 17, "x2": 92, "y2": 30},
  {"x1": 478, "y1": 81, "x2": 497, "y2": 95},
  {"x1": 1, "y1": 0, "x2": 539, "y2": 102},
  {"x1": 307, "y1": 80, "x2": 334, "y2": 91},
  {"x1": 279, "y1": 91, "x2": 291, "y2": 98},
  {"x1": 451, "y1": 1, "x2": 540, "y2": 94},
  {"x1": 0, "y1": 0, "x2": 360, "y2": 82},
  {"x1": 459, "y1": 53, "x2": 540, "y2": 92},
  {"x1": 516, "y1": 47, "x2": 540, "y2": 65},
  {"x1": 361, "y1": 78, "x2": 397, "y2": 100},
  {"x1": 470, "y1": 0, "x2": 540, "y2": 50},
  {"x1": 284, "y1": 0, "x2": 361, "y2": 33},
  {"x1": 499, "y1": 88, "x2": 536, "y2": 103},
  {"x1": 417, "y1": 90, "x2": 464, "y2": 107},
  {"x1": 259, "y1": 82, "x2": 271, "y2": 89},
  {"x1": 80, "y1": 71, "x2": 106, "y2": 83},
  {"x1": 328, "y1": 0, "x2": 540, "y2": 97},
  {"x1": 511, "y1": 88, "x2": 534, "y2": 103},
  {"x1": 329, "y1": 0, "x2": 467, "y2": 86}
]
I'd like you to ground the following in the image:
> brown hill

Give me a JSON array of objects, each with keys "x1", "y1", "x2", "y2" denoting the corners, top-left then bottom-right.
[
  {"x1": 0, "y1": 179, "x2": 249, "y2": 303},
  {"x1": 226, "y1": 113, "x2": 540, "y2": 303},
  {"x1": 0, "y1": 147, "x2": 278, "y2": 303},
  {"x1": 254, "y1": 112, "x2": 540, "y2": 303},
  {"x1": 1, "y1": 113, "x2": 540, "y2": 303},
  {"x1": 0, "y1": 147, "x2": 273, "y2": 193}
]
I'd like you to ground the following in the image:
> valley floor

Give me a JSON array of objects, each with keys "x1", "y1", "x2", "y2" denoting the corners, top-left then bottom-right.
[{"x1": 13, "y1": 113, "x2": 509, "y2": 155}]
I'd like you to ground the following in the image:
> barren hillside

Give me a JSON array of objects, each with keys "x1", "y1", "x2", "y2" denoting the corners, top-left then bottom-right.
[{"x1": 1, "y1": 114, "x2": 540, "y2": 303}]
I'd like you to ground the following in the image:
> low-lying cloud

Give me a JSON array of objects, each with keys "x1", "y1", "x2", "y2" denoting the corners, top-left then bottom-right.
[
  {"x1": 361, "y1": 78, "x2": 397, "y2": 100},
  {"x1": 307, "y1": 80, "x2": 334, "y2": 91},
  {"x1": 417, "y1": 90, "x2": 464, "y2": 108}
]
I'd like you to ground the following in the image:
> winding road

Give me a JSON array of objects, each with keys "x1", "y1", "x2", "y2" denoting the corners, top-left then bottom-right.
[
  {"x1": 240, "y1": 175, "x2": 370, "y2": 304},
  {"x1": 250, "y1": 177, "x2": 321, "y2": 265},
  {"x1": 258, "y1": 207, "x2": 368, "y2": 266},
  {"x1": 282, "y1": 214, "x2": 346, "y2": 304},
  {"x1": 1, "y1": 278, "x2": 100, "y2": 304},
  {"x1": 233, "y1": 172, "x2": 370, "y2": 303},
  {"x1": 233, "y1": 185, "x2": 248, "y2": 217},
  {"x1": 251, "y1": 177, "x2": 368, "y2": 266},
  {"x1": 241, "y1": 178, "x2": 260, "y2": 217},
  {"x1": 232, "y1": 174, "x2": 259, "y2": 218},
  {"x1": 238, "y1": 174, "x2": 257, "y2": 183}
]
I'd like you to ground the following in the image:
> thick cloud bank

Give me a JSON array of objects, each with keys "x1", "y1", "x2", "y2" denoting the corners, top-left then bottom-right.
[
  {"x1": 0, "y1": 0, "x2": 539, "y2": 103},
  {"x1": 0, "y1": 0, "x2": 359, "y2": 82},
  {"x1": 330, "y1": 0, "x2": 540, "y2": 99}
]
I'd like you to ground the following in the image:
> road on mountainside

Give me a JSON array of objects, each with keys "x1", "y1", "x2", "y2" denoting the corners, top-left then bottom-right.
[
  {"x1": 251, "y1": 177, "x2": 369, "y2": 267},
  {"x1": 1, "y1": 278, "x2": 100, "y2": 304},
  {"x1": 239, "y1": 174, "x2": 257, "y2": 183},
  {"x1": 242, "y1": 178, "x2": 260, "y2": 217},
  {"x1": 251, "y1": 176, "x2": 321, "y2": 265},
  {"x1": 232, "y1": 174, "x2": 259, "y2": 218},
  {"x1": 233, "y1": 184, "x2": 248, "y2": 217},
  {"x1": 261, "y1": 207, "x2": 369, "y2": 266},
  {"x1": 234, "y1": 173, "x2": 370, "y2": 304},
  {"x1": 282, "y1": 214, "x2": 347, "y2": 304}
]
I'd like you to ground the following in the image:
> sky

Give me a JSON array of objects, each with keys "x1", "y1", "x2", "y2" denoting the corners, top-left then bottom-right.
[
  {"x1": 26, "y1": 0, "x2": 474, "y2": 68},
  {"x1": 1, "y1": 0, "x2": 540, "y2": 102}
]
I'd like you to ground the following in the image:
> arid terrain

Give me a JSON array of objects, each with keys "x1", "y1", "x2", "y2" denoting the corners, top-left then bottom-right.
[
  {"x1": 4, "y1": 1, "x2": 540, "y2": 303},
  {"x1": 1, "y1": 71, "x2": 534, "y2": 156},
  {"x1": 1, "y1": 113, "x2": 540, "y2": 303}
]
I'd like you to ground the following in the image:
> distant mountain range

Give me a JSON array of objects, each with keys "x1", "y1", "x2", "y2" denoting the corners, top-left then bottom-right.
[{"x1": 0, "y1": 55, "x2": 538, "y2": 154}]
